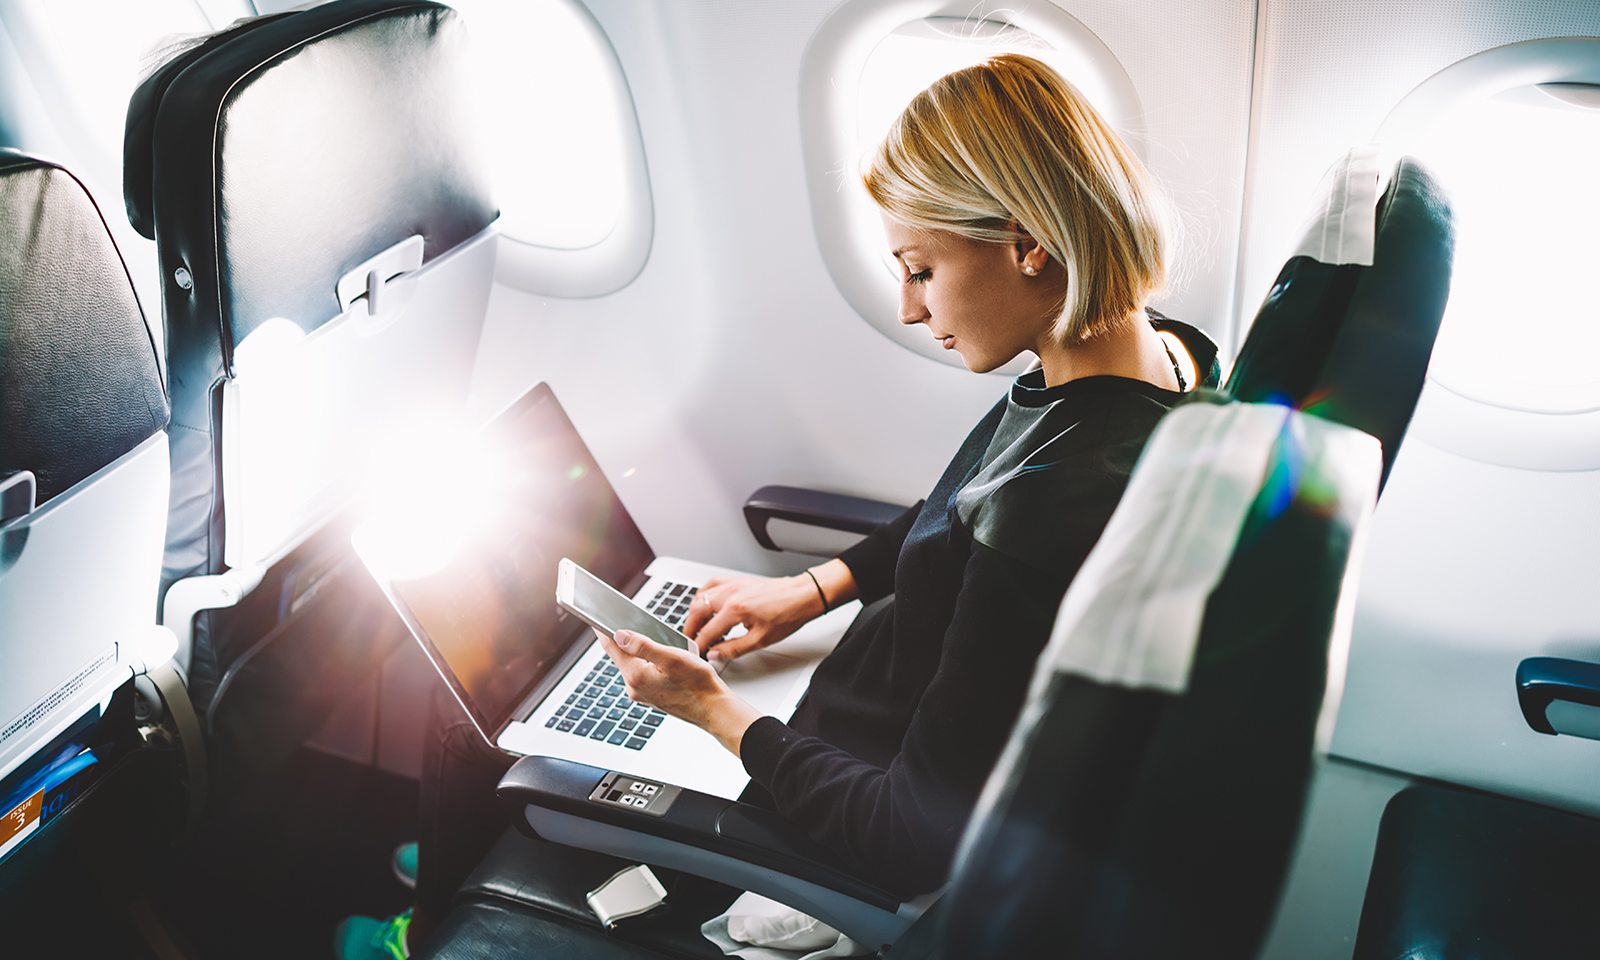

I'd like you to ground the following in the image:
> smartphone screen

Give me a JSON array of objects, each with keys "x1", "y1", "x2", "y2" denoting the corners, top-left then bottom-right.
[{"x1": 557, "y1": 558, "x2": 693, "y2": 652}]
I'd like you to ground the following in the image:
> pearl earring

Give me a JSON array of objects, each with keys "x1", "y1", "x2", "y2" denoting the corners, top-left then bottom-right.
[{"x1": 1023, "y1": 265, "x2": 1037, "y2": 276}]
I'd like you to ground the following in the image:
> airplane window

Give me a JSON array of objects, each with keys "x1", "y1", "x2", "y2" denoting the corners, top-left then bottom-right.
[
  {"x1": 452, "y1": 0, "x2": 621, "y2": 250},
  {"x1": 856, "y1": 18, "x2": 1133, "y2": 300},
  {"x1": 1406, "y1": 85, "x2": 1600, "y2": 415},
  {"x1": 1372, "y1": 38, "x2": 1600, "y2": 471},
  {"x1": 450, "y1": 0, "x2": 652, "y2": 297},
  {"x1": 801, "y1": 4, "x2": 1143, "y2": 371}
]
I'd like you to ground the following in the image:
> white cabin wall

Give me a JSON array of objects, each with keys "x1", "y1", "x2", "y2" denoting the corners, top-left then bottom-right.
[
  {"x1": 1040, "y1": 0, "x2": 1257, "y2": 354},
  {"x1": 1333, "y1": 443, "x2": 1600, "y2": 814}
]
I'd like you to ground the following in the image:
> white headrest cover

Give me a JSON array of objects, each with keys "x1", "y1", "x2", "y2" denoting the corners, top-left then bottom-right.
[
  {"x1": 1289, "y1": 144, "x2": 1382, "y2": 266},
  {"x1": 1037, "y1": 401, "x2": 1381, "y2": 696}
]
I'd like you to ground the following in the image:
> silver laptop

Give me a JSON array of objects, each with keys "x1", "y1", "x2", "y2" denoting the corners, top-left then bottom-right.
[{"x1": 354, "y1": 382, "x2": 856, "y2": 801}]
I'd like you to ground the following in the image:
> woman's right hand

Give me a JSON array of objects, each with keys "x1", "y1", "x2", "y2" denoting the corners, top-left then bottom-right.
[{"x1": 683, "y1": 560, "x2": 857, "y2": 661}]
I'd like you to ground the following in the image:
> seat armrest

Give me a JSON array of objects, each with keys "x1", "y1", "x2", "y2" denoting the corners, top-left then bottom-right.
[
  {"x1": 0, "y1": 470, "x2": 35, "y2": 524},
  {"x1": 1517, "y1": 657, "x2": 1600, "y2": 740},
  {"x1": 742, "y1": 485, "x2": 907, "y2": 552},
  {"x1": 161, "y1": 563, "x2": 267, "y2": 674},
  {"x1": 497, "y1": 755, "x2": 920, "y2": 951}
]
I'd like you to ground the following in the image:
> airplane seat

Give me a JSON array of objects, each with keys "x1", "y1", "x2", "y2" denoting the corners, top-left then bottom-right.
[
  {"x1": 409, "y1": 397, "x2": 1385, "y2": 959},
  {"x1": 1352, "y1": 657, "x2": 1600, "y2": 958},
  {"x1": 0, "y1": 151, "x2": 190, "y2": 879},
  {"x1": 122, "y1": 0, "x2": 497, "y2": 800},
  {"x1": 1353, "y1": 784, "x2": 1600, "y2": 960}
]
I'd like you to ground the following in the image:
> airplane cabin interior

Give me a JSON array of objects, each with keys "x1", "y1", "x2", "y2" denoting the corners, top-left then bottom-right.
[{"x1": 1, "y1": 0, "x2": 1599, "y2": 958}]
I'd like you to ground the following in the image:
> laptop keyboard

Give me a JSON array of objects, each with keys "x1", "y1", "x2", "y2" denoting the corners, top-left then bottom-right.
[
  {"x1": 642, "y1": 580, "x2": 697, "y2": 629},
  {"x1": 543, "y1": 581, "x2": 697, "y2": 751}
]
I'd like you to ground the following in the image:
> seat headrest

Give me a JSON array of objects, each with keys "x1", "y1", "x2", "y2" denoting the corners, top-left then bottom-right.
[
  {"x1": 129, "y1": 0, "x2": 496, "y2": 415},
  {"x1": 122, "y1": 11, "x2": 295, "y2": 240},
  {"x1": 1226, "y1": 156, "x2": 1454, "y2": 489},
  {"x1": 1305, "y1": 158, "x2": 1454, "y2": 487},
  {"x1": 0, "y1": 152, "x2": 167, "y2": 506}
]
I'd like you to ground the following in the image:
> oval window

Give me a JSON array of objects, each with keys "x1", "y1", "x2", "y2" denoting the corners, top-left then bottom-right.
[
  {"x1": 451, "y1": 0, "x2": 652, "y2": 297},
  {"x1": 801, "y1": 4, "x2": 1144, "y2": 371},
  {"x1": 1406, "y1": 84, "x2": 1600, "y2": 414},
  {"x1": 1377, "y1": 37, "x2": 1600, "y2": 471}
]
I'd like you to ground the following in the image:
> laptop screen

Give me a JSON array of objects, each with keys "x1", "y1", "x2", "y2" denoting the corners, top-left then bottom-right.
[{"x1": 383, "y1": 383, "x2": 654, "y2": 736}]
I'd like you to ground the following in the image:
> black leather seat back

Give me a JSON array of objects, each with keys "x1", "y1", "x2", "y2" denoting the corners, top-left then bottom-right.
[
  {"x1": 0, "y1": 152, "x2": 172, "y2": 836},
  {"x1": 1354, "y1": 786, "x2": 1600, "y2": 960},
  {"x1": 1302, "y1": 159, "x2": 1454, "y2": 486},
  {"x1": 122, "y1": 12, "x2": 296, "y2": 243},
  {"x1": 1228, "y1": 158, "x2": 1454, "y2": 488},
  {"x1": 925, "y1": 408, "x2": 1377, "y2": 959},
  {"x1": 125, "y1": 0, "x2": 495, "y2": 723},
  {"x1": 0, "y1": 152, "x2": 167, "y2": 505},
  {"x1": 125, "y1": 0, "x2": 496, "y2": 591}
]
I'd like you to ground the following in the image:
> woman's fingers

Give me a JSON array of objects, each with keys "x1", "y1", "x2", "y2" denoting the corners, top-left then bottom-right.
[
  {"x1": 704, "y1": 631, "x2": 768, "y2": 662},
  {"x1": 601, "y1": 630, "x2": 669, "y2": 691},
  {"x1": 693, "y1": 607, "x2": 749, "y2": 655},
  {"x1": 611, "y1": 628, "x2": 678, "y2": 667},
  {"x1": 605, "y1": 629, "x2": 733, "y2": 729},
  {"x1": 604, "y1": 631, "x2": 668, "y2": 696},
  {"x1": 681, "y1": 573, "x2": 821, "y2": 659},
  {"x1": 682, "y1": 579, "x2": 728, "y2": 639},
  {"x1": 600, "y1": 629, "x2": 760, "y2": 758},
  {"x1": 595, "y1": 629, "x2": 631, "y2": 672}
]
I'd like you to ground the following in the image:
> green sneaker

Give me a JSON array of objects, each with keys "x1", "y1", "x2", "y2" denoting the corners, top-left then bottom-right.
[
  {"x1": 391, "y1": 841, "x2": 418, "y2": 890},
  {"x1": 334, "y1": 909, "x2": 412, "y2": 960}
]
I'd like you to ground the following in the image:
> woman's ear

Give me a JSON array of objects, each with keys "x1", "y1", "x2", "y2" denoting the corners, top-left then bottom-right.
[
  {"x1": 1014, "y1": 235, "x2": 1050, "y2": 277},
  {"x1": 1007, "y1": 218, "x2": 1050, "y2": 276}
]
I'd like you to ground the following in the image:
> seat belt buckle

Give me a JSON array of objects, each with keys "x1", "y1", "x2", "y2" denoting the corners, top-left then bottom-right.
[{"x1": 585, "y1": 863, "x2": 669, "y2": 929}]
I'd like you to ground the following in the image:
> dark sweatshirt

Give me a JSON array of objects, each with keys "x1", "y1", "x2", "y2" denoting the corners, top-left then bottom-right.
[{"x1": 739, "y1": 317, "x2": 1219, "y2": 895}]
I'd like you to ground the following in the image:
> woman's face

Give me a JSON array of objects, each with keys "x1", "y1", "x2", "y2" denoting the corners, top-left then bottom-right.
[{"x1": 882, "y1": 217, "x2": 1062, "y2": 374}]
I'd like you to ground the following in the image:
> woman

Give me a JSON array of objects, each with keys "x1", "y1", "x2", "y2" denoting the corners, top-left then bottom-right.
[
  {"x1": 599, "y1": 53, "x2": 1216, "y2": 893},
  {"x1": 338, "y1": 52, "x2": 1216, "y2": 958}
]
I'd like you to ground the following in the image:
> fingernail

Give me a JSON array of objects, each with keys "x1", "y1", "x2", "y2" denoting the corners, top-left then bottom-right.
[
  {"x1": 616, "y1": 630, "x2": 632, "y2": 646},
  {"x1": 706, "y1": 649, "x2": 721, "y2": 661}
]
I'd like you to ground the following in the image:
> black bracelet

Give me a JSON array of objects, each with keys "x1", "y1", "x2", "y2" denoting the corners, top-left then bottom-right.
[{"x1": 804, "y1": 568, "x2": 831, "y2": 613}]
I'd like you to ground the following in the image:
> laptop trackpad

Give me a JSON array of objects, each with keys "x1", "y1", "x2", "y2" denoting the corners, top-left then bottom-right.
[{"x1": 719, "y1": 650, "x2": 815, "y2": 717}]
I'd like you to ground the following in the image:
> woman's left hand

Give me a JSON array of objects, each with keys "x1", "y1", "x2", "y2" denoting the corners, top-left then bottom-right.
[{"x1": 597, "y1": 629, "x2": 764, "y2": 757}]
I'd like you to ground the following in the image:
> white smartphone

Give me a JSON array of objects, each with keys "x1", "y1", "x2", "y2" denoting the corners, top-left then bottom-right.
[{"x1": 556, "y1": 557, "x2": 694, "y2": 652}]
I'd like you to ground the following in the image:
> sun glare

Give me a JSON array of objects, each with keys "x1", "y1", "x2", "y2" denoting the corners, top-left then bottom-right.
[{"x1": 353, "y1": 421, "x2": 516, "y2": 583}]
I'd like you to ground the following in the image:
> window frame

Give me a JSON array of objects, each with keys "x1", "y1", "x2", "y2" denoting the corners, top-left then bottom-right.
[
  {"x1": 474, "y1": 0, "x2": 654, "y2": 298},
  {"x1": 1376, "y1": 37, "x2": 1600, "y2": 471},
  {"x1": 799, "y1": 0, "x2": 1145, "y2": 371}
]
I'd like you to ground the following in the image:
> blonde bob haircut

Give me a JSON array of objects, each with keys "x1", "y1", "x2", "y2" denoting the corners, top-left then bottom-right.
[{"x1": 864, "y1": 53, "x2": 1173, "y2": 342}]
